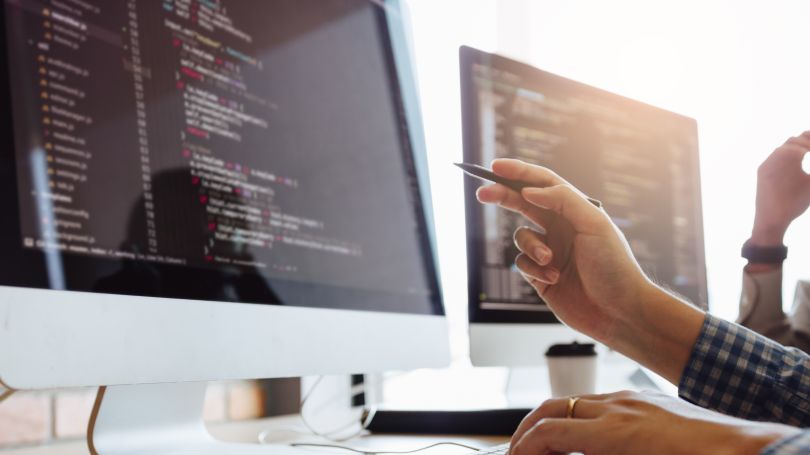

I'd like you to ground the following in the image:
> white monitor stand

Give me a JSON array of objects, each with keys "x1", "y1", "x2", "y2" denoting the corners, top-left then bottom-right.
[
  {"x1": 90, "y1": 377, "x2": 370, "y2": 455},
  {"x1": 89, "y1": 382, "x2": 241, "y2": 455},
  {"x1": 469, "y1": 322, "x2": 582, "y2": 367},
  {"x1": 469, "y1": 322, "x2": 585, "y2": 405},
  {"x1": 89, "y1": 382, "x2": 337, "y2": 455},
  {"x1": 469, "y1": 322, "x2": 674, "y2": 404}
]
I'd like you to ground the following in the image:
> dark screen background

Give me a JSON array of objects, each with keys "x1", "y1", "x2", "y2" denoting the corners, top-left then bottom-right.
[
  {"x1": 461, "y1": 47, "x2": 708, "y2": 323},
  {"x1": 0, "y1": 0, "x2": 442, "y2": 315}
]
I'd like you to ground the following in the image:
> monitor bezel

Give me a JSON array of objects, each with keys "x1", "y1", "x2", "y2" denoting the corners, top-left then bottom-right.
[{"x1": 459, "y1": 45, "x2": 709, "y2": 324}]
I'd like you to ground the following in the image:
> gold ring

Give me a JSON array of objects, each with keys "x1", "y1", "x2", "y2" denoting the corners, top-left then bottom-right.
[{"x1": 566, "y1": 396, "x2": 580, "y2": 419}]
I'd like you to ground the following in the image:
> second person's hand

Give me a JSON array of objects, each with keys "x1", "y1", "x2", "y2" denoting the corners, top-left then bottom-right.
[{"x1": 750, "y1": 132, "x2": 810, "y2": 247}]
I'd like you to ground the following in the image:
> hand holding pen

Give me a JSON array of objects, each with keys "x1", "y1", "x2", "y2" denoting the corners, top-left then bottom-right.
[{"x1": 455, "y1": 161, "x2": 602, "y2": 208}]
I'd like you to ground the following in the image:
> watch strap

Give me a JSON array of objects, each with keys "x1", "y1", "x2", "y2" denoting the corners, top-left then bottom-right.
[{"x1": 741, "y1": 240, "x2": 788, "y2": 263}]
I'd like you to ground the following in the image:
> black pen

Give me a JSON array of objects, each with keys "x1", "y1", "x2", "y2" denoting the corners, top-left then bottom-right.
[{"x1": 455, "y1": 162, "x2": 602, "y2": 208}]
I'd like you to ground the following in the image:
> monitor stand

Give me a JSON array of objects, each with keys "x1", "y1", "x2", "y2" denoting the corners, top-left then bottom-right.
[
  {"x1": 504, "y1": 366, "x2": 548, "y2": 406},
  {"x1": 88, "y1": 382, "x2": 302, "y2": 455},
  {"x1": 503, "y1": 353, "x2": 670, "y2": 405}
]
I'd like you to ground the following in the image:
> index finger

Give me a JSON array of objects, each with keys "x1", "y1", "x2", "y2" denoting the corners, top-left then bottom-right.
[
  {"x1": 476, "y1": 183, "x2": 556, "y2": 229},
  {"x1": 509, "y1": 418, "x2": 592, "y2": 455},
  {"x1": 511, "y1": 418, "x2": 592, "y2": 455},
  {"x1": 510, "y1": 400, "x2": 567, "y2": 450},
  {"x1": 491, "y1": 158, "x2": 567, "y2": 187}
]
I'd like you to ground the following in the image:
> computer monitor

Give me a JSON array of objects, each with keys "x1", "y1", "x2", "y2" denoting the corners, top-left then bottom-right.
[
  {"x1": 0, "y1": 1, "x2": 449, "y2": 453},
  {"x1": 460, "y1": 46, "x2": 708, "y2": 367}
]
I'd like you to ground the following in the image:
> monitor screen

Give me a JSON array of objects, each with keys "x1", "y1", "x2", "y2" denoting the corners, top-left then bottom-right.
[
  {"x1": 0, "y1": 0, "x2": 442, "y2": 316},
  {"x1": 461, "y1": 46, "x2": 708, "y2": 324}
]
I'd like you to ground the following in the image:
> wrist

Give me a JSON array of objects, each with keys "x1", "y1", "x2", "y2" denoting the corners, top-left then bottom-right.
[
  {"x1": 750, "y1": 222, "x2": 787, "y2": 246},
  {"x1": 613, "y1": 282, "x2": 706, "y2": 384},
  {"x1": 745, "y1": 262, "x2": 781, "y2": 274},
  {"x1": 726, "y1": 424, "x2": 802, "y2": 455}
]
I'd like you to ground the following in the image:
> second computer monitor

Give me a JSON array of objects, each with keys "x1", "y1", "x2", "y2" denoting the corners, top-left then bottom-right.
[{"x1": 460, "y1": 46, "x2": 708, "y2": 366}]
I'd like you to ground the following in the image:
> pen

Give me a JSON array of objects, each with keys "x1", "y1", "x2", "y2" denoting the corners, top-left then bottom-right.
[{"x1": 455, "y1": 162, "x2": 602, "y2": 208}]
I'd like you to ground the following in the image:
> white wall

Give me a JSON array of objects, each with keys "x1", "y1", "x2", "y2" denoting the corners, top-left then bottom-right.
[
  {"x1": 384, "y1": 0, "x2": 810, "y2": 406},
  {"x1": 405, "y1": 0, "x2": 498, "y2": 362},
  {"x1": 443, "y1": 0, "x2": 810, "y2": 323}
]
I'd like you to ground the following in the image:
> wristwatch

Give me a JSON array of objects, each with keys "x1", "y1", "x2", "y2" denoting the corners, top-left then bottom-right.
[{"x1": 741, "y1": 239, "x2": 788, "y2": 263}]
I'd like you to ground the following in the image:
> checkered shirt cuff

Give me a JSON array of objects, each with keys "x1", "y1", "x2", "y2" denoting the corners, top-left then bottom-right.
[
  {"x1": 761, "y1": 431, "x2": 810, "y2": 454},
  {"x1": 678, "y1": 314, "x2": 810, "y2": 425}
]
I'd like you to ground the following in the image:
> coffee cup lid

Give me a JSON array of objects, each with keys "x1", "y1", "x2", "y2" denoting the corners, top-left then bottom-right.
[{"x1": 545, "y1": 342, "x2": 597, "y2": 357}]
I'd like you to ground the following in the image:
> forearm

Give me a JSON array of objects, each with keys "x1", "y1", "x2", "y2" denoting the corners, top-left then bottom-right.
[
  {"x1": 740, "y1": 218, "x2": 787, "y2": 323},
  {"x1": 679, "y1": 314, "x2": 810, "y2": 425},
  {"x1": 610, "y1": 282, "x2": 706, "y2": 384},
  {"x1": 738, "y1": 267, "x2": 787, "y2": 331},
  {"x1": 750, "y1": 214, "x2": 787, "y2": 248},
  {"x1": 737, "y1": 261, "x2": 810, "y2": 353}
]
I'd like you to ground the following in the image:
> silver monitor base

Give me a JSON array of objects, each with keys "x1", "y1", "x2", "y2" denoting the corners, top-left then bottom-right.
[{"x1": 88, "y1": 382, "x2": 300, "y2": 455}]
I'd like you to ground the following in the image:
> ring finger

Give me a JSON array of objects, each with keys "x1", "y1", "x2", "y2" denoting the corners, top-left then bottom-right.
[
  {"x1": 516, "y1": 253, "x2": 559, "y2": 285},
  {"x1": 514, "y1": 226, "x2": 553, "y2": 266}
]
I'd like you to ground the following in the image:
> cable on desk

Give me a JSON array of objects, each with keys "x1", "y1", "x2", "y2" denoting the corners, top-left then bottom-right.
[
  {"x1": 300, "y1": 376, "x2": 373, "y2": 441},
  {"x1": 259, "y1": 375, "x2": 375, "y2": 444},
  {"x1": 260, "y1": 371, "x2": 421, "y2": 445},
  {"x1": 0, "y1": 389, "x2": 14, "y2": 404},
  {"x1": 290, "y1": 441, "x2": 484, "y2": 454}
]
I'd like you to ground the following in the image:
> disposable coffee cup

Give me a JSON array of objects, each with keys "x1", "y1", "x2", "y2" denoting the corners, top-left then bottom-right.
[{"x1": 545, "y1": 342, "x2": 597, "y2": 398}]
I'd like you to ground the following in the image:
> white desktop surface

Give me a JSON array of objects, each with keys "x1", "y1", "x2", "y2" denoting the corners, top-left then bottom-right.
[
  {"x1": 3, "y1": 354, "x2": 673, "y2": 455},
  {"x1": 2, "y1": 415, "x2": 507, "y2": 455}
]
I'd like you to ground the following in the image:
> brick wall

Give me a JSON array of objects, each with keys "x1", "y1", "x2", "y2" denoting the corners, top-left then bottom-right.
[{"x1": 0, "y1": 380, "x2": 272, "y2": 450}]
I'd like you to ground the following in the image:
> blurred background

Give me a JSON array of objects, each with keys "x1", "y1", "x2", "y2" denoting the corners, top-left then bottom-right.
[
  {"x1": 408, "y1": 0, "x2": 810, "y2": 359},
  {"x1": 376, "y1": 0, "x2": 810, "y2": 410},
  {"x1": 4, "y1": 0, "x2": 810, "y2": 449}
]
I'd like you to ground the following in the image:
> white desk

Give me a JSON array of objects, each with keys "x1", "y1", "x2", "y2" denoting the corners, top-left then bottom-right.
[
  {"x1": 3, "y1": 353, "x2": 673, "y2": 455},
  {"x1": 3, "y1": 415, "x2": 507, "y2": 455}
]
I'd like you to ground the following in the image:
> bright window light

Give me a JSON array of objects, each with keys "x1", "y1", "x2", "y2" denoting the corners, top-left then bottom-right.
[
  {"x1": 493, "y1": 0, "x2": 810, "y2": 322},
  {"x1": 391, "y1": 0, "x2": 810, "y2": 405}
]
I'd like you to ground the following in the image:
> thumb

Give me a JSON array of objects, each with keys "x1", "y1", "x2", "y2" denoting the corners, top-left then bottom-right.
[{"x1": 522, "y1": 184, "x2": 605, "y2": 234}]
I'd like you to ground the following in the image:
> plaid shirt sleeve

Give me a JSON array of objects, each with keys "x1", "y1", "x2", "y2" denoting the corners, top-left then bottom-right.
[{"x1": 678, "y1": 313, "x2": 810, "y2": 426}]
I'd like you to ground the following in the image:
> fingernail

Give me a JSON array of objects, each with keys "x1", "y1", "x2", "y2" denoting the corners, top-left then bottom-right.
[
  {"x1": 533, "y1": 268, "x2": 559, "y2": 284},
  {"x1": 533, "y1": 246, "x2": 551, "y2": 265},
  {"x1": 542, "y1": 268, "x2": 560, "y2": 284}
]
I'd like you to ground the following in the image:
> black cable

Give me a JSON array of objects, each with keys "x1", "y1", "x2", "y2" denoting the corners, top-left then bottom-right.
[{"x1": 0, "y1": 389, "x2": 14, "y2": 404}]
